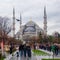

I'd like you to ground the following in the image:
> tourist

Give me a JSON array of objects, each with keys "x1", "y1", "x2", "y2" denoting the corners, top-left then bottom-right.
[
  {"x1": 23, "y1": 44, "x2": 27, "y2": 57},
  {"x1": 55, "y1": 45, "x2": 59, "y2": 55},
  {"x1": 19, "y1": 44, "x2": 24, "y2": 60},
  {"x1": 10, "y1": 45, "x2": 12, "y2": 54},
  {"x1": 26, "y1": 44, "x2": 31, "y2": 60}
]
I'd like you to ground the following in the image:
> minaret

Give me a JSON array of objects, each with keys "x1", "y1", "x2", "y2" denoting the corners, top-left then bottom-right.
[
  {"x1": 20, "y1": 13, "x2": 22, "y2": 29},
  {"x1": 13, "y1": 8, "x2": 15, "y2": 38},
  {"x1": 44, "y1": 6, "x2": 47, "y2": 37},
  {"x1": 20, "y1": 13, "x2": 22, "y2": 40}
]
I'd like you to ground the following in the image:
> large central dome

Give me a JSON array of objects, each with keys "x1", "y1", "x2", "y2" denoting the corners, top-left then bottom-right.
[
  {"x1": 23, "y1": 21, "x2": 43, "y2": 34},
  {"x1": 16, "y1": 20, "x2": 44, "y2": 40},
  {"x1": 23, "y1": 21, "x2": 36, "y2": 32}
]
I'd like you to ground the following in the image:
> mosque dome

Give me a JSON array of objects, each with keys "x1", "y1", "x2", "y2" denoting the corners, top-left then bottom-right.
[
  {"x1": 16, "y1": 20, "x2": 44, "y2": 40},
  {"x1": 23, "y1": 20, "x2": 43, "y2": 33}
]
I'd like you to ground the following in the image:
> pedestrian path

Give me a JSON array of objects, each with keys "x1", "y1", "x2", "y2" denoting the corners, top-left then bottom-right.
[
  {"x1": 10, "y1": 53, "x2": 37, "y2": 60},
  {"x1": 4, "y1": 49, "x2": 53, "y2": 60},
  {"x1": 5, "y1": 49, "x2": 60, "y2": 60}
]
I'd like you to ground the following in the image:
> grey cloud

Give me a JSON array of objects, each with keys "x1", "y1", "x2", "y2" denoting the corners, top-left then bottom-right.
[
  {"x1": 0, "y1": 0, "x2": 60, "y2": 35},
  {"x1": 48, "y1": 23, "x2": 60, "y2": 31}
]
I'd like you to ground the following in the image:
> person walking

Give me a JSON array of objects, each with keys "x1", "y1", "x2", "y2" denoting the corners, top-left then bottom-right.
[
  {"x1": 55, "y1": 45, "x2": 59, "y2": 55},
  {"x1": 26, "y1": 44, "x2": 31, "y2": 60},
  {"x1": 23, "y1": 44, "x2": 27, "y2": 57},
  {"x1": 10, "y1": 45, "x2": 13, "y2": 54},
  {"x1": 19, "y1": 44, "x2": 24, "y2": 60}
]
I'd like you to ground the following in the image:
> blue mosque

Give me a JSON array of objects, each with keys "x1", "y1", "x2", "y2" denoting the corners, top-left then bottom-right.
[
  {"x1": 16, "y1": 20, "x2": 44, "y2": 40},
  {"x1": 15, "y1": 7, "x2": 47, "y2": 42}
]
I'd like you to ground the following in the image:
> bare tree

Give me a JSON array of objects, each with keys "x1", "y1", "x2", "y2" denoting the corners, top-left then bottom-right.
[
  {"x1": 0, "y1": 16, "x2": 11, "y2": 43},
  {"x1": 0, "y1": 16, "x2": 11, "y2": 34}
]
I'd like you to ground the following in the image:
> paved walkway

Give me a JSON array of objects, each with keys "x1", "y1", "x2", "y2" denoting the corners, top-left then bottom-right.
[
  {"x1": 5, "y1": 49, "x2": 60, "y2": 60},
  {"x1": 10, "y1": 53, "x2": 37, "y2": 60}
]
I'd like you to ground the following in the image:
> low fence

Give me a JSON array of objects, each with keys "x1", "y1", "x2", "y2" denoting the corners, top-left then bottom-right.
[
  {"x1": 32, "y1": 49, "x2": 53, "y2": 60},
  {"x1": 4, "y1": 50, "x2": 18, "y2": 60},
  {"x1": 39, "y1": 49, "x2": 53, "y2": 55}
]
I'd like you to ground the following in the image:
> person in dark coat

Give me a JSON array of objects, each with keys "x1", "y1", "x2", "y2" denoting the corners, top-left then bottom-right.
[
  {"x1": 23, "y1": 44, "x2": 27, "y2": 57},
  {"x1": 10, "y1": 46, "x2": 12, "y2": 54},
  {"x1": 55, "y1": 45, "x2": 59, "y2": 55},
  {"x1": 19, "y1": 44, "x2": 24, "y2": 60},
  {"x1": 26, "y1": 44, "x2": 31, "y2": 60},
  {"x1": 19, "y1": 44, "x2": 23, "y2": 60}
]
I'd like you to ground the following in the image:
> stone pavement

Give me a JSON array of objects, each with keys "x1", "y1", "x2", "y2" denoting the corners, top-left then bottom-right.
[
  {"x1": 10, "y1": 53, "x2": 37, "y2": 60},
  {"x1": 4, "y1": 49, "x2": 60, "y2": 60}
]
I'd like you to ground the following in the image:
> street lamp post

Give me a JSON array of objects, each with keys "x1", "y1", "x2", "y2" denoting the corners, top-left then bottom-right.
[{"x1": 16, "y1": 14, "x2": 23, "y2": 41}]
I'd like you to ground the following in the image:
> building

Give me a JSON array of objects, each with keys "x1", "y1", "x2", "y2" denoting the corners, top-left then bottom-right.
[
  {"x1": 16, "y1": 7, "x2": 47, "y2": 42},
  {"x1": 16, "y1": 20, "x2": 44, "y2": 41}
]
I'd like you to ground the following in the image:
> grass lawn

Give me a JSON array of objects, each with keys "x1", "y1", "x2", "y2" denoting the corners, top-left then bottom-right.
[
  {"x1": 32, "y1": 49, "x2": 50, "y2": 56},
  {"x1": 42, "y1": 59, "x2": 60, "y2": 60}
]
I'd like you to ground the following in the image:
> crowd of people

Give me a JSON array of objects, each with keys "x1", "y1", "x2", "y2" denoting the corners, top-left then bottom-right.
[
  {"x1": 9, "y1": 42, "x2": 60, "y2": 60},
  {"x1": 39, "y1": 43, "x2": 59, "y2": 56},
  {"x1": 9, "y1": 43, "x2": 32, "y2": 60},
  {"x1": 17, "y1": 43, "x2": 31, "y2": 60}
]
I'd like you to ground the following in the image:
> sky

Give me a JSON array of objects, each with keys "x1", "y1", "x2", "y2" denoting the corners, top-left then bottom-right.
[{"x1": 0, "y1": 0, "x2": 60, "y2": 35}]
